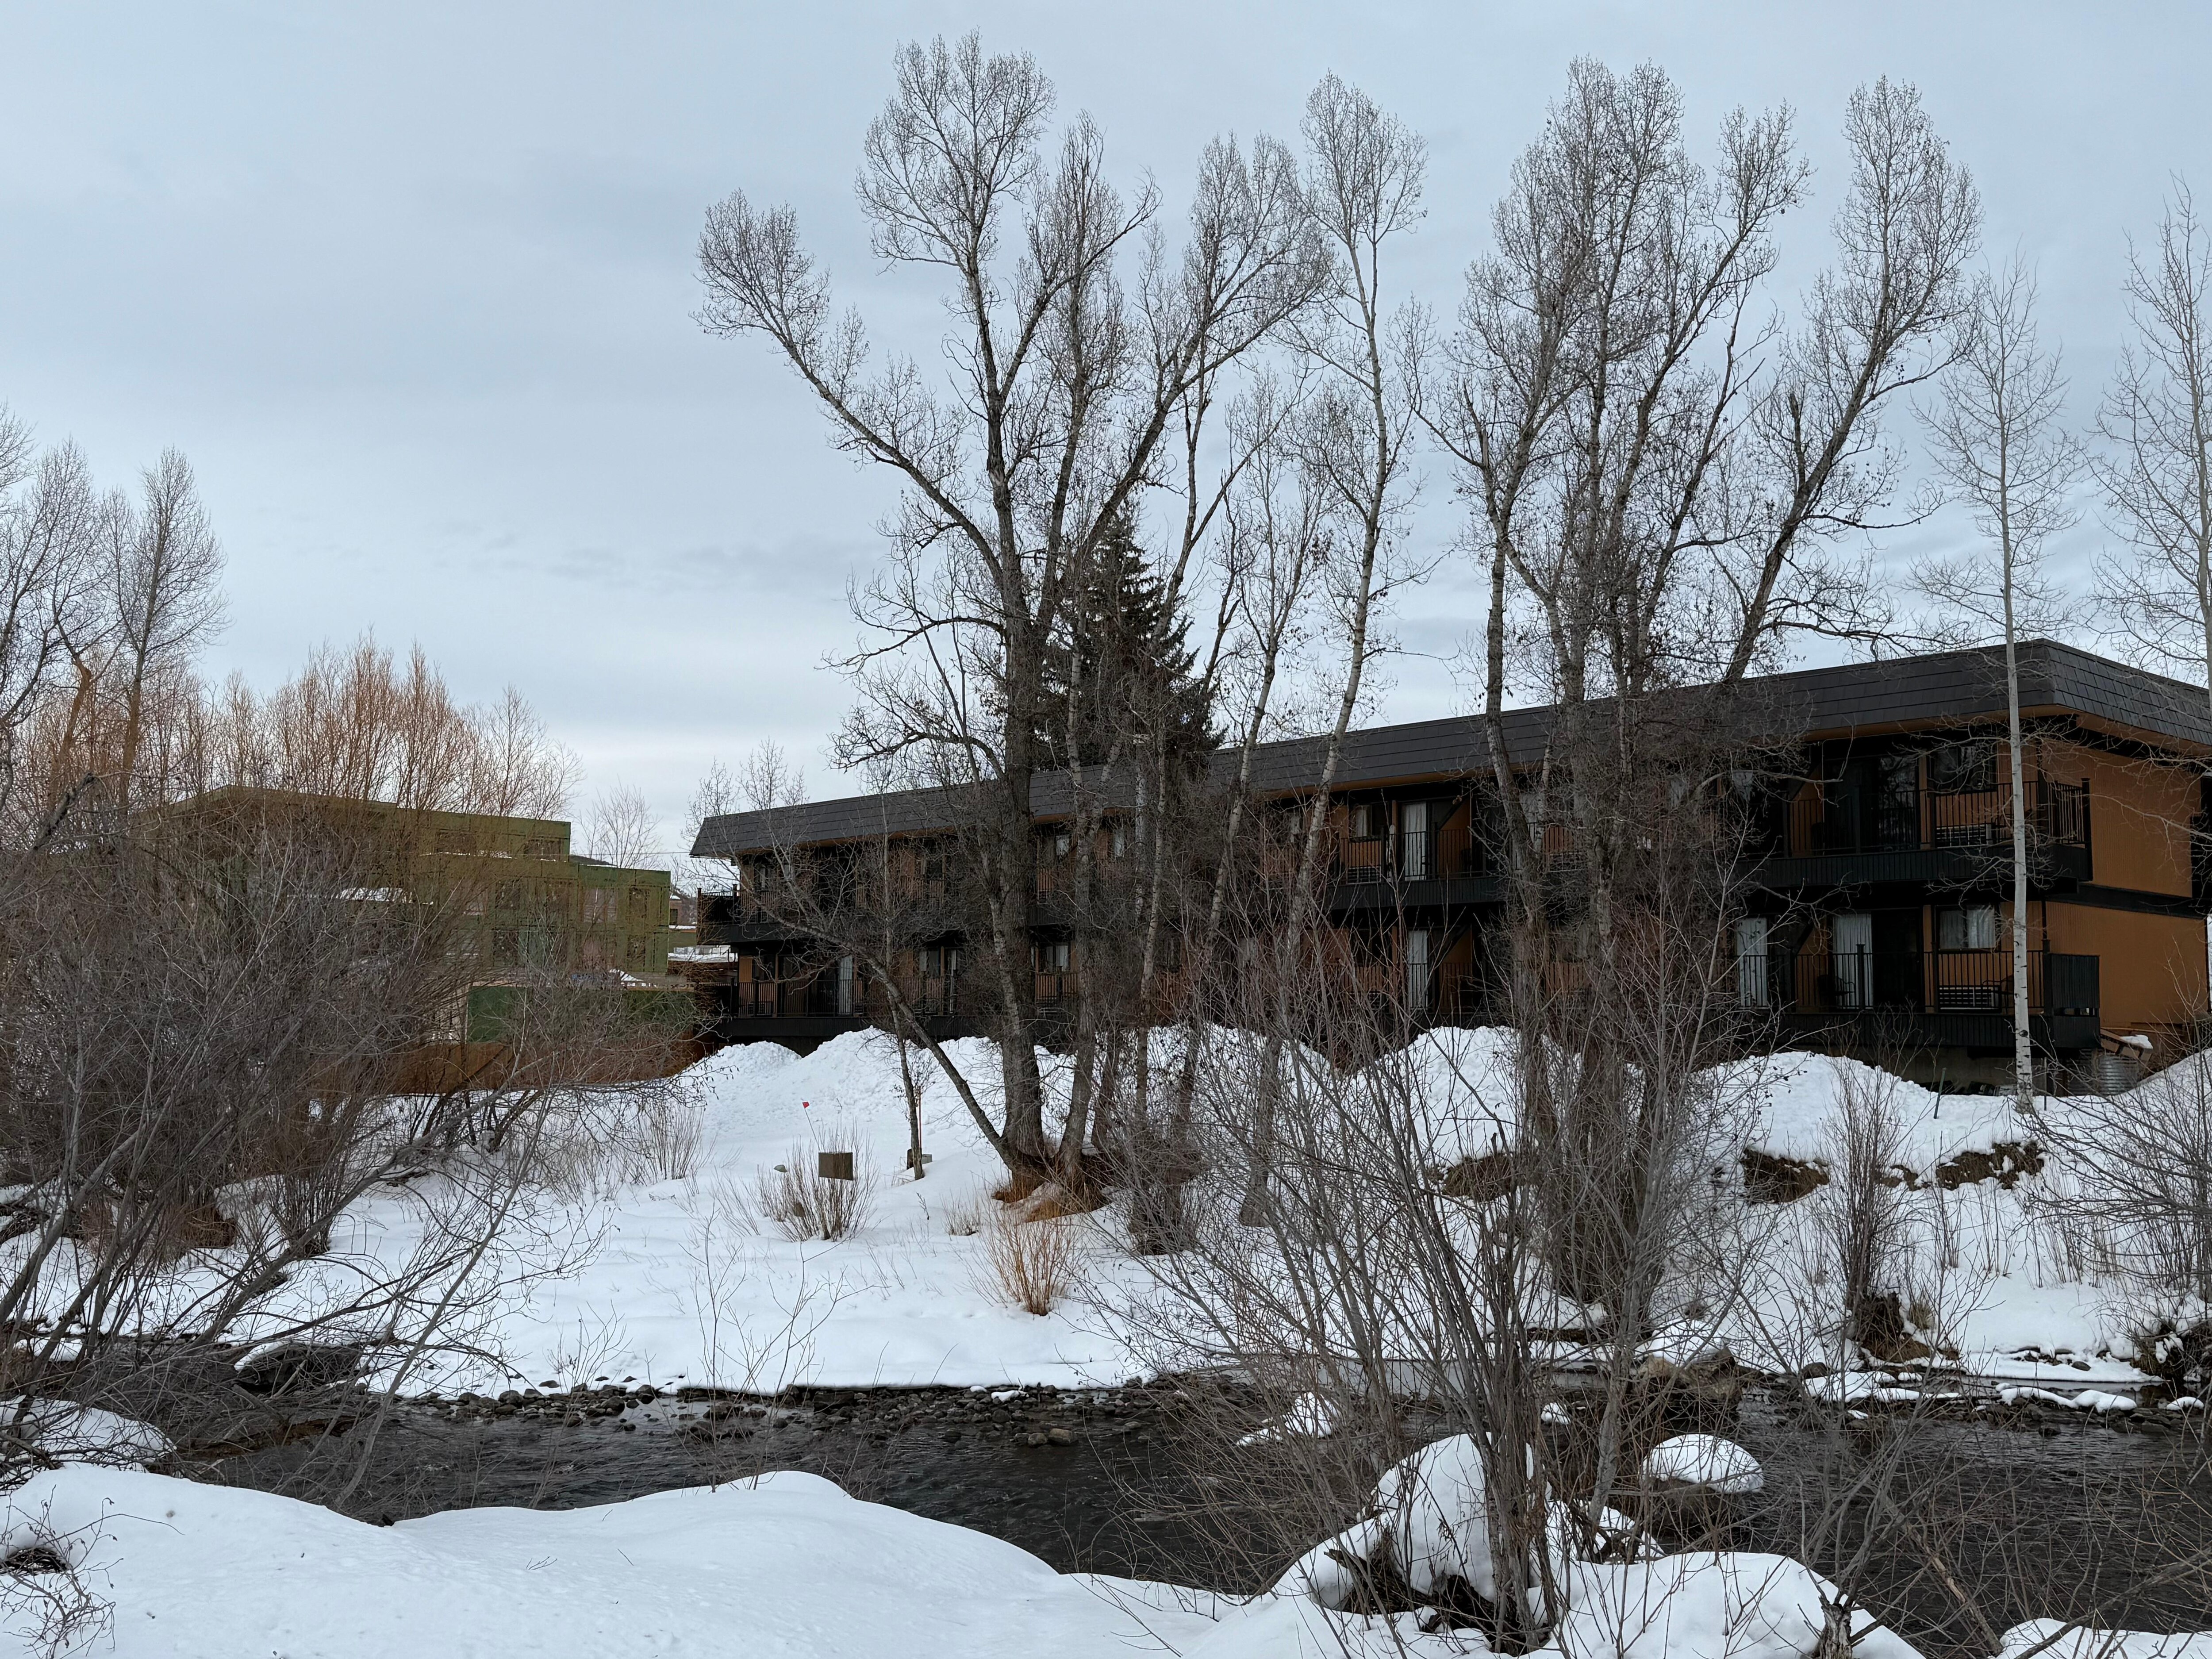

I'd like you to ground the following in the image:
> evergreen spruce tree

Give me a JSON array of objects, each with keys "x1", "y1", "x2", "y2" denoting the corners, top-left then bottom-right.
[{"x1": 1036, "y1": 509, "x2": 1215, "y2": 774}]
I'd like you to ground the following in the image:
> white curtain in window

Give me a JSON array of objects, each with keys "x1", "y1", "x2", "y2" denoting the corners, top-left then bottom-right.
[
  {"x1": 1832, "y1": 912, "x2": 1872, "y2": 1009},
  {"x1": 1736, "y1": 917, "x2": 1770, "y2": 1006},
  {"x1": 1405, "y1": 927, "x2": 1431, "y2": 1009},
  {"x1": 1401, "y1": 800, "x2": 1429, "y2": 879}
]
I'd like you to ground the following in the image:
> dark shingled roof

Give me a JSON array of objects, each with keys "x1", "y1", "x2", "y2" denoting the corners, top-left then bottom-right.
[{"x1": 691, "y1": 640, "x2": 2212, "y2": 857}]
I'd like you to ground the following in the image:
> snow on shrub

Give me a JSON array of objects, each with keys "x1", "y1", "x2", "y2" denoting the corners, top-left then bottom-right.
[{"x1": 1642, "y1": 1433, "x2": 1763, "y2": 1494}]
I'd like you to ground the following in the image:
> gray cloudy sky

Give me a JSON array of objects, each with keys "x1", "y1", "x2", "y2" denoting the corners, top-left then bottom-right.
[{"x1": 2, "y1": 1, "x2": 2204, "y2": 855}]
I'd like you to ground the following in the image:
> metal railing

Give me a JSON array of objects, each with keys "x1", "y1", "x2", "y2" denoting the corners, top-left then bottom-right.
[
  {"x1": 726, "y1": 972, "x2": 968, "y2": 1022},
  {"x1": 1783, "y1": 779, "x2": 2088, "y2": 861},
  {"x1": 1734, "y1": 947, "x2": 2098, "y2": 1018},
  {"x1": 1332, "y1": 822, "x2": 1492, "y2": 884}
]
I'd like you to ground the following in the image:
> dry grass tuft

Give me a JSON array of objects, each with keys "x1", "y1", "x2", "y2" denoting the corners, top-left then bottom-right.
[
  {"x1": 981, "y1": 1211, "x2": 1083, "y2": 1316},
  {"x1": 990, "y1": 1167, "x2": 1048, "y2": 1205},
  {"x1": 750, "y1": 1145, "x2": 874, "y2": 1241},
  {"x1": 940, "y1": 1191, "x2": 986, "y2": 1237},
  {"x1": 1015, "y1": 1182, "x2": 1107, "y2": 1223}
]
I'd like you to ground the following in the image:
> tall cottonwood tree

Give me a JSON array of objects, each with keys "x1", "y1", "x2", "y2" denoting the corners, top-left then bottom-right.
[
  {"x1": 0, "y1": 415, "x2": 104, "y2": 826},
  {"x1": 104, "y1": 451, "x2": 225, "y2": 812},
  {"x1": 1435, "y1": 66, "x2": 1979, "y2": 914},
  {"x1": 697, "y1": 33, "x2": 1325, "y2": 1177},
  {"x1": 1237, "y1": 71, "x2": 1429, "y2": 1225},
  {"x1": 1421, "y1": 62, "x2": 1980, "y2": 1569},
  {"x1": 2097, "y1": 180, "x2": 2212, "y2": 717},
  {"x1": 1916, "y1": 260, "x2": 2082, "y2": 1110}
]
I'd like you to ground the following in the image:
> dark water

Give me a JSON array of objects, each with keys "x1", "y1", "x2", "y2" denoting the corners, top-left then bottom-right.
[
  {"x1": 195, "y1": 1385, "x2": 1245, "y2": 1587},
  {"x1": 184, "y1": 1384, "x2": 2212, "y2": 1659}
]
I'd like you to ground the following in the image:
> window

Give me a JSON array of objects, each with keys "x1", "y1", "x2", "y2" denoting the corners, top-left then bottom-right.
[
  {"x1": 494, "y1": 879, "x2": 523, "y2": 912},
  {"x1": 1735, "y1": 916, "x2": 1770, "y2": 1007},
  {"x1": 1931, "y1": 740, "x2": 1998, "y2": 794},
  {"x1": 1831, "y1": 912, "x2": 1873, "y2": 1009},
  {"x1": 1405, "y1": 927, "x2": 1431, "y2": 1007},
  {"x1": 626, "y1": 937, "x2": 647, "y2": 965},
  {"x1": 584, "y1": 888, "x2": 612, "y2": 925},
  {"x1": 523, "y1": 837, "x2": 564, "y2": 860},
  {"x1": 1937, "y1": 904, "x2": 1999, "y2": 951},
  {"x1": 627, "y1": 884, "x2": 648, "y2": 920},
  {"x1": 1036, "y1": 939, "x2": 1071, "y2": 972},
  {"x1": 1349, "y1": 802, "x2": 1381, "y2": 841},
  {"x1": 1400, "y1": 800, "x2": 1429, "y2": 879},
  {"x1": 1110, "y1": 820, "x2": 1127, "y2": 858},
  {"x1": 922, "y1": 944, "x2": 962, "y2": 979}
]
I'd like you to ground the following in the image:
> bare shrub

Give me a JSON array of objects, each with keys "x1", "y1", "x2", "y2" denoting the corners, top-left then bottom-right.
[
  {"x1": 980, "y1": 1213, "x2": 1082, "y2": 1316},
  {"x1": 625, "y1": 1091, "x2": 711, "y2": 1186},
  {"x1": 0, "y1": 1501, "x2": 112, "y2": 1659},
  {"x1": 939, "y1": 1192, "x2": 986, "y2": 1238},
  {"x1": 2039, "y1": 1052, "x2": 2212, "y2": 1308},
  {"x1": 750, "y1": 1147, "x2": 874, "y2": 1242},
  {"x1": 1816, "y1": 1064, "x2": 1916, "y2": 1359}
]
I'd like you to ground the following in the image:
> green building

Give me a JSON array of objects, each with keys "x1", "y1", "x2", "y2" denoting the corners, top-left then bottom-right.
[{"x1": 163, "y1": 788, "x2": 677, "y2": 1042}]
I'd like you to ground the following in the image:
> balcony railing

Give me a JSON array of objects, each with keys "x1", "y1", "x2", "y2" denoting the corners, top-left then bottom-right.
[
  {"x1": 725, "y1": 972, "x2": 968, "y2": 1022},
  {"x1": 1782, "y1": 780, "x2": 2088, "y2": 862},
  {"x1": 1333, "y1": 822, "x2": 1492, "y2": 885},
  {"x1": 1734, "y1": 947, "x2": 2098, "y2": 1019}
]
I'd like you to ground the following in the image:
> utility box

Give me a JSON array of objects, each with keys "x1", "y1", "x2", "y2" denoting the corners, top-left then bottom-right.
[{"x1": 818, "y1": 1151, "x2": 856, "y2": 1182}]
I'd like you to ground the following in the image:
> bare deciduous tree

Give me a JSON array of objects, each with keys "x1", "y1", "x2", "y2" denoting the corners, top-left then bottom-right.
[
  {"x1": 1916, "y1": 258, "x2": 2083, "y2": 1109},
  {"x1": 585, "y1": 783, "x2": 661, "y2": 870},
  {"x1": 698, "y1": 31, "x2": 1325, "y2": 1180},
  {"x1": 2097, "y1": 180, "x2": 2212, "y2": 708},
  {"x1": 104, "y1": 451, "x2": 225, "y2": 811}
]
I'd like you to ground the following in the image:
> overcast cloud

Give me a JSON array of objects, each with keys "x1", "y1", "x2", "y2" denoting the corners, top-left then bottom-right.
[{"x1": 2, "y1": 1, "x2": 2204, "y2": 856}]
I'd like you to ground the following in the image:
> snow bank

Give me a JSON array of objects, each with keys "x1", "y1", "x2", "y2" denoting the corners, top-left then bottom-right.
[
  {"x1": 12, "y1": 1020, "x2": 2200, "y2": 1398},
  {"x1": 1243, "y1": 1433, "x2": 1918, "y2": 1659},
  {"x1": 0, "y1": 1398, "x2": 171, "y2": 1467},
  {"x1": 0, "y1": 1463, "x2": 1218, "y2": 1659}
]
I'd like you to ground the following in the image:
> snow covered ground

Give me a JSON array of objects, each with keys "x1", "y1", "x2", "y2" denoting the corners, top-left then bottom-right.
[
  {"x1": 194, "y1": 1027, "x2": 2206, "y2": 1398},
  {"x1": 0, "y1": 1463, "x2": 1223, "y2": 1658},
  {"x1": 5, "y1": 1024, "x2": 2199, "y2": 1399},
  {"x1": 311, "y1": 1033, "x2": 1148, "y2": 1394},
  {"x1": 10, "y1": 1444, "x2": 2203, "y2": 1659}
]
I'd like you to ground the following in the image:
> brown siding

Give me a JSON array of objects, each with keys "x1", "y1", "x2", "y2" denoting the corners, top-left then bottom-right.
[
  {"x1": 2043, "y1": 900, "x2": 2207, "y2": 1034},
  {"x1": 2045, "y1": 740, "x2": 2196, "y2": 896}
]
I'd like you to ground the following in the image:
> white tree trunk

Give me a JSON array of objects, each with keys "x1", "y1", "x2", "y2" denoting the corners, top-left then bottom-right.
[{"x1": 2005, "y1": 553, "x2": 2035, "y2": 1111}]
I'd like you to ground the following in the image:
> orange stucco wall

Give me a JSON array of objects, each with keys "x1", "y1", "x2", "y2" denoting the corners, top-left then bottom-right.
[
  {"x1": 2044, "y1": 739, "x2": 2196, "y2": 896},
  {"x1": 2041, "y1": 899, "x2": 2207, "y2": 1033}
]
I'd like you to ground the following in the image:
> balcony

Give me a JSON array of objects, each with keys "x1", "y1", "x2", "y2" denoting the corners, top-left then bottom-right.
[
  {"x1": 1736, "y1": 946, "x2": 2100, "y2": 1052},
  {"x1": 1759, "y1": 779, "x2": 2089, "y2": 891},
  {"x1": 715, "y1": 968, "x2": 972, "y2": 1041},
  {"x1": 1329, "y1": 822, "x2": 1498, "y2": 902}
]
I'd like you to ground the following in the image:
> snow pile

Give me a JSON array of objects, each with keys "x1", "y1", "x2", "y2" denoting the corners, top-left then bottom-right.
[
  {"x1": 0, "y1": 1463, "x2": 1218, "y2": 1659},
  {"x1": 1284, "y1": 1433, "x2": 1506, "y2": 1606},
  {"x1": 1229, "y1": 1437, "x2": 1916, "y2": 1659},
  {"x1": 1643, "y1": 1434, "x2": 1764, "y2": 1494}
]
